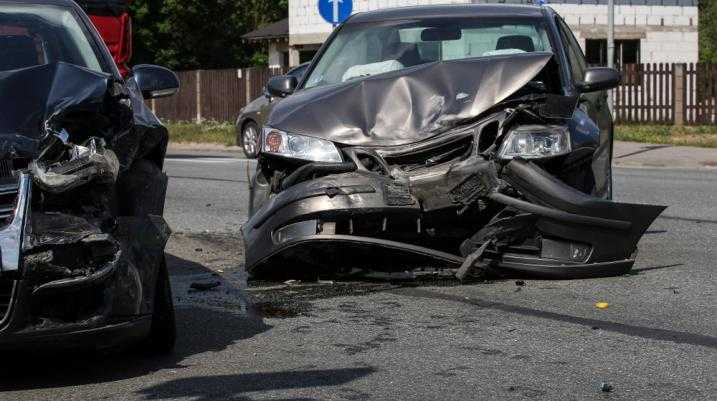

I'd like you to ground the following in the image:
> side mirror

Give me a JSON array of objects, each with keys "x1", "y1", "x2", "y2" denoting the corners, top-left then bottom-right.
[
  {"x1": 576, "y1": 67, "x2": 621, "y2": 93},
  {"x1": 132, "y1": 64, "x2": 180, "y2": 99},
  {"x1": 266, "y1": 75, "x2": 297, "y2": 98}
]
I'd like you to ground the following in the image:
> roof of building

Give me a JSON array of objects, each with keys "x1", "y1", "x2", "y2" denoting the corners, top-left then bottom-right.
[
  {"x1": 347, "y1": 4, "x2": 546, "y2": 24},
  {"x1": 242, "y1": 18, "x2": 288, "y2": 42}
]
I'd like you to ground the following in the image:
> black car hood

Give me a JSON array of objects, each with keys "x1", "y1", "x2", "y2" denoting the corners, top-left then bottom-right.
[
  {"x1": 268, "y1": 52, "x2": 553, "y2": 146},
  {"x1": 0, "y1": 62, "x2": 115, "y2": 159}
]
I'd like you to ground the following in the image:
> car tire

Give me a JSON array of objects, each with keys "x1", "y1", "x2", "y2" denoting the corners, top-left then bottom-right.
[
  {"x1": 143, "y1": 255, "x2": 176, "y2": 354},
  {"x1": 240, "y1": 121, "x2": 260, "y2": 159}
]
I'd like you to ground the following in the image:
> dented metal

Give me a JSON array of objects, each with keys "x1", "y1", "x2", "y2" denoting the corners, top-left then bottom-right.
[
  {"x1": 243, "y1": 6, "x2": 665, "y2": 282},
  {"x1": 0, "y1": 62, "x2": 171, "y2": 348}
]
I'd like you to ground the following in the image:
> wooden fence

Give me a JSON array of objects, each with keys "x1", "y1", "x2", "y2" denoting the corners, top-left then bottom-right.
[
  {"x1": 615, "y1": 63, "x2": 717, "y2": 125},
  {"x1": 155, "y1": 63, "x2": 717, "y2": 126},
  {"x1": 151, "y1": 66, "x2": 285, "y2": 123}
]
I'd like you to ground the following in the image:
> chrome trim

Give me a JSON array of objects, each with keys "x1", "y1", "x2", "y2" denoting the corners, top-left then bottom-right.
[
  {"x1": 0, "y1": 173, "x2": 31, "y2": 275},
  {"x1": 0, "y1": 280, "x2": 17, "y2": 327}
]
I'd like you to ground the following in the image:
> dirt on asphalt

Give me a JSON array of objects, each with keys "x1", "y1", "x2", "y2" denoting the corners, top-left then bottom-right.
[{"x1": 166, "y1": 232, "x2": 473, "y2": 319}]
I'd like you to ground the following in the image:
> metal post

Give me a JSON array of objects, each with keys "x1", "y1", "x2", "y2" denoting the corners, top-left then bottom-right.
[
  {"x1": 607, "y1": 0, "x2": 615, "y2": 114},
  {"x1": 195, "y1": 70, "x2": 202, "y2": 123}
]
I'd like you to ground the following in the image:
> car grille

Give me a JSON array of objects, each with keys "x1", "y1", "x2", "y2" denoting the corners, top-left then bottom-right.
[
  {"x1": 0, "y1": 159, "x2": 20, "y2": 321},
  {"x1": 0, "y1": 160, "x2": 19, "y2": 229},
  {"x1": 382, "y1": 135, "x2": 475, "y2": 172}
]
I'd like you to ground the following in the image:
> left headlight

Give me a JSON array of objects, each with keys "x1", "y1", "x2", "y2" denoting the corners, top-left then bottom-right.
[
  {"x1": 262, "y1": 128, "x2": 343, "y2": 163},
  {"x1": 497, "y1": 125, "x2": 571, "y2": 160}
]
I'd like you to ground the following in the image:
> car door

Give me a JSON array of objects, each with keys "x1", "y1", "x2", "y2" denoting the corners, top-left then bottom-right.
[{"x1": 556, "y1": 17, "x2": 614, "y2": 199}]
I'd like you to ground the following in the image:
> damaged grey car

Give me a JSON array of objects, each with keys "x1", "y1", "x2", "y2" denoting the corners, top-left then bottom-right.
[
  {"x1": 244, "y1": 4, "x2": 665, "y2": 282},
  {"x1": 0, "y1": 0, "x2": 178, "y2": 352}
]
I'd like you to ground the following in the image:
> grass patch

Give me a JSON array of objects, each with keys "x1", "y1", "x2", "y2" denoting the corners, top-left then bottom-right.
[
  {"x1": 163, "y1": 121, "x2": 717, "y2": 149},
  {"x1": 615, "y1": 125, "x2": 717, "y2": 148},
  {"x1": 164, "y1": 121, "x2": 236, "y2": 146}
]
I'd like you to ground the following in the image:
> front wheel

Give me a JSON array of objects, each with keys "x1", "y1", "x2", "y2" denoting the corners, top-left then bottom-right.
[
  {"x1": 143, "y1": 255, "x2": 176, "y2": 354},
  {"x1": 240, "y1": 121, "x2": 260, "y2": 159}
]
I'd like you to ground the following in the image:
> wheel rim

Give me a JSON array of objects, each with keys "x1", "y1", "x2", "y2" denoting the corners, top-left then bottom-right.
[{"x1": 243, "y1": 125, "x2": 258, "y2": 156}]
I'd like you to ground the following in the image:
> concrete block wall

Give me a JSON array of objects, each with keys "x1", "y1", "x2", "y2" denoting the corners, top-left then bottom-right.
[
  {"x1": 548, "y1": 3, "x2": 698, "y2": 63},
  {"x1": 289, "y1": 0, "x2": 699, "y2": 63}
]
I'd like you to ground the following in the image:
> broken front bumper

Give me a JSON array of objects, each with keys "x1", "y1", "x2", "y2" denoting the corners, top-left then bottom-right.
[
  {"x1": 0, "y1": 172, "x2": 167, "y2": 348},
  {"x1": 243, "y1": 159, "x2": 664, "y2": 280}
]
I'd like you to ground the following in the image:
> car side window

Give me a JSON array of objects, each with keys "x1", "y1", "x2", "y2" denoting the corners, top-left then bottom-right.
[{"x1": 557, "y1": 18, "x2": 586, "y2": 84}]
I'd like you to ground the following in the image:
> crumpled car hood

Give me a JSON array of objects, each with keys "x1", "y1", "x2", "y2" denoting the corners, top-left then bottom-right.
[
  {"x1": 268, "y1": 52, "x2": 553, "y2": 146},
  {"x1": 0, "y1": 62, "x2": 114, "y2": 159}
]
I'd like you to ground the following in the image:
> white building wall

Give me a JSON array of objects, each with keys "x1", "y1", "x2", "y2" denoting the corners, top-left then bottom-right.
[
  {"x1": 549, "y1": 3, "x2": 698, "y2": 63},
  {"x1": 289, "y1": 0, "x2": 699, "y2": 64}
]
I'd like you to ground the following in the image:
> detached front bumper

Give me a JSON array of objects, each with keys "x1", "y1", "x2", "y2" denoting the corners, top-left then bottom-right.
[{"x1": 243, "y1": 160, "x2": 664, "y2": 280}]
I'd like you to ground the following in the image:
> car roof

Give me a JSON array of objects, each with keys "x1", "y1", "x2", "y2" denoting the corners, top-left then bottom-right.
[
  {"x1": 0, "y1": 0, "x2": 81, "y2": 8},
  {"x1": 0, "y1": 0, "x2": 79, "y2": 7},
  {"x1": 347, "y1": 4, "x2": 546, "y2": 24}
]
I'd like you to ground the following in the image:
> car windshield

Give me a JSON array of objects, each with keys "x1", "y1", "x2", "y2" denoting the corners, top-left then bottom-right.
[
  {"x1": 304, "y1": 18, "x2": 553, "y2": 90},
  {"x1": 0, "y1": 4, "x2": 103, "y2": 73}
]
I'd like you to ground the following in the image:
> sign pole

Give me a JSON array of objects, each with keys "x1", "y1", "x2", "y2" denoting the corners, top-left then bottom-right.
[{"x1": 608, "y1": 0, "x2": 615, "y2": 114}]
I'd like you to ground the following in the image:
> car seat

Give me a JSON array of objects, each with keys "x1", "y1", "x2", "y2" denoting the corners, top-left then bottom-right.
[
  {"x1": 382, "y1": 42, "x2": 423, "y2": 67},
  {"x1": 496, "y1": 35, "x2": 535, "y2": 53}
]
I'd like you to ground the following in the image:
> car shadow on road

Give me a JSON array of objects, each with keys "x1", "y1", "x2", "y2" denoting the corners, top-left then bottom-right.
[
  {"x1": 135, "y1": 367, "x2": 377, "y2": 401},
  {"x1": 0, "y1": 253, "x2": 270, "y2": 392}
]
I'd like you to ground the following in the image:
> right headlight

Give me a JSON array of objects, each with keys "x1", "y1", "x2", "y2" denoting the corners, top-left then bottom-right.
[
  {"x1": 497, "y1": 125, "x2": 571, "y2": 160},
  {"x1": 261, "y1": 128, "x2": 343, "y2": 163}
]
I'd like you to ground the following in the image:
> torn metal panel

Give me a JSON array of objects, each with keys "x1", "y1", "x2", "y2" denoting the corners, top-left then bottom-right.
[{"x1": 32, "y1": 138, "x2": 120, "y2": 194}]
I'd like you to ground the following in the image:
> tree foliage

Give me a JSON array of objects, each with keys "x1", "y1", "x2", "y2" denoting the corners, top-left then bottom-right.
[
  {"x1": 129, "y1": 0, "x2": 287, "y2": 70},
  {"x1": 699, "y1": 0, "x2": 717, "y2": 63}
]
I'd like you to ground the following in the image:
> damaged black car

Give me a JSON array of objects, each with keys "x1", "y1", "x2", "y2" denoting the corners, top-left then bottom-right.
[
  {"x1": 243, "y1": 4, "x2": 665, "y2": 282},
  {"x1": 0, "y1": 0, "x2": 178, "y2": 351}
]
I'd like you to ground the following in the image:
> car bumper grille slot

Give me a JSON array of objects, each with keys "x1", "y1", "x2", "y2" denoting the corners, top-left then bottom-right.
[{"x1": 0, "y1": 279, "x2": 14, "y2": 323}]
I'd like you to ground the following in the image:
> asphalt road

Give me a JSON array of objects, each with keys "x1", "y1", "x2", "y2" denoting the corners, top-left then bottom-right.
[{"x1": 1, "y1": 152, "x2": 715, "y2": 401}]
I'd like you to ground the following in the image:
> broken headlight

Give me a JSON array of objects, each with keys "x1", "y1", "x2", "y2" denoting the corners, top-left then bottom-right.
[
  {"x1": 262, "y1": 128, "x2": 342, "y2": 163},
  {"x1": 497, "y1": 125, "x2": 571, "y2": 160}
]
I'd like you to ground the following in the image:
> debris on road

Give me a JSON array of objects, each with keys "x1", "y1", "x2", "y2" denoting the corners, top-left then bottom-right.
[
  {"x1": 595, "y1": 302, "x2": 610, "y2": 309},
  {"x1": 190, "y1": 281, "x2": 222, "y2": 291},
  {"x1": 600, "y1": 382, "x2": 614, "y2": 393}
]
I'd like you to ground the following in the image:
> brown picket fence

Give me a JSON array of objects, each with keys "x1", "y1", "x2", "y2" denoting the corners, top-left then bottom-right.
[
  {"x1": 150, "y1": 66, "x2": 286, "y2": 123},
  {"x1": 615, "y1": 63, "x2": 717, "y2": 125},
  {"x1": 154, "y1": 63, "x2": 717, "y2": 126}
]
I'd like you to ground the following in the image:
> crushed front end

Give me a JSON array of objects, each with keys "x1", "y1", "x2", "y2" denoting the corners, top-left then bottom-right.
[
  {"x1": 244, "y1": 120, "x2": 663, "y2": 281},
  {"x1": 0, "y1": 62, "x2": 171, "y2": 349},
  {"x1": 242, "y1": 56, "x2": 665, "y2": 281}
]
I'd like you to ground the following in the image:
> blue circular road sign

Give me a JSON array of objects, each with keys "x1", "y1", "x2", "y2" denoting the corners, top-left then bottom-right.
[{"x1": 318, "y1": 0, "x2": 352, "y2": 27}]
